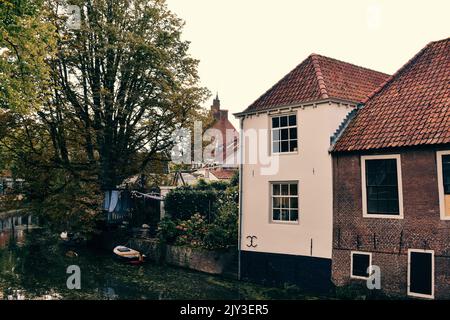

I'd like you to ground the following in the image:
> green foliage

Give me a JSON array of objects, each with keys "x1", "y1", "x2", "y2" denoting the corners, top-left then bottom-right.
[
  {"x1": 163, "y1": 179, "x2": 231, "y2": 220},
  {"x1": 157, "y1": 217, "x2": 179, "y2": 244},
  {"x1": 0, "y1": 0, "x2": 56, "y2": 112},
  {"x1": 174, "y1": 213, "x2": 207, "y2": 247},
  {"x1": 158, "y1": 181, "x2": 238, "y2": 250},
  {"x1": 230, "y1": 171, "x2": 239, "y2": 187},
  {"x1": 203, "y1": 200, "x2": 238, "y2": 250},
  {"x1": 334, "y1": 283, "x2": 390, "y2": 300}
]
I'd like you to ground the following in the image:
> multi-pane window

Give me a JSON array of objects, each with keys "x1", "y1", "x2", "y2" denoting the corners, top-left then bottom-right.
[
  {"x1": 365, "y1": 158, "x2": 400, "y2": 215},
  {"x1": 271, "y1": 114, "x2": 297, "y2": 153},
  {"x1": 271, "y1": 182, "x2": 298, "y2": 222}
]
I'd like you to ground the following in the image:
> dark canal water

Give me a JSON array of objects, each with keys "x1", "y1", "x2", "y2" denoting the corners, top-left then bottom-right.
[{"x1": 0, "y1": 215, "x2": 317, "y2": 300}]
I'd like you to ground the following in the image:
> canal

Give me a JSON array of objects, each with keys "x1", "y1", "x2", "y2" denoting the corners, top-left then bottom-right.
[{"x1": 0, "y1": 215, "x2": 321, "y2": 300}]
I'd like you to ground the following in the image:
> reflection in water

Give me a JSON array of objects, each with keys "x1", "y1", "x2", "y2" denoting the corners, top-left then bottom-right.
[
  {"x1": 0, "y1": 215, "x2": 38, "y2": 249},
  {"x1": 0, "y1": 216, "x2": 307, "y2": 300}
]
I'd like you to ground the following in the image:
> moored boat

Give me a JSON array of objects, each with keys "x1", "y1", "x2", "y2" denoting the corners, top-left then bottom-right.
[{"x1": 113, "y1": 245, "x2": 145, "y2": 264}]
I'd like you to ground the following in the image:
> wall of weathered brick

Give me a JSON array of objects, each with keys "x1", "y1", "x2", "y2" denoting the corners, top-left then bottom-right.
[{"x1": 332, "y1": 146, "x2": 450, "y2": 299}]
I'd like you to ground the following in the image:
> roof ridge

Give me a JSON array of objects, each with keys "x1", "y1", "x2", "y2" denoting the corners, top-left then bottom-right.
[
  {"x1": 310, "y1": 54, "x2": 329, "y2": 99},
  {"x1": 310, "y1": 53, "x2": 390, "y2": 78},
  {"x1": 361, "y1": 38, "x2": 445, "y2": 104}
]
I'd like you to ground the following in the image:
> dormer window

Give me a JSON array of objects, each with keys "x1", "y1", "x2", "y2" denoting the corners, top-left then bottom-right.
[{"x1": 271, "y1": 114, "x2": 297, "y2": 153}]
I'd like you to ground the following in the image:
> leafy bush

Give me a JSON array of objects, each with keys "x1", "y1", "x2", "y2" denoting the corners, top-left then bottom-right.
[
  {"x1": 157, "y1": 217, "x2": 179, "y2": 244},
  {"x1": 174, "y1": 213, "x2": 208, "y2": 247},
  {"x1": 158, "y1": 178, "x2": 239, "y2": 250},
  {"x1": 164, "y1": 179, "x2": 232, "y2": 221},
  {"x1": 157, "y1": 196, "x2": 238, "y2": 250},
  {"x1": 164, "y1": 188, "x2": 220, "y2": 220},
  {"x1": 230, "y1": 171, "x2": 239, "y2": 187}
]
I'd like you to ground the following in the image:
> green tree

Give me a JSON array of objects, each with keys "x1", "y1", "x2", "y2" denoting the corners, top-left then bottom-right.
[
  {"x1": 41, "y1": 0, "x2": 208, "y2": 189},
  {"x1": 0, "y1": 0, "x2": 209, "y2": 234},
  {"x1": 0, "y1": 0, "x2": 55, "y2": 112}
]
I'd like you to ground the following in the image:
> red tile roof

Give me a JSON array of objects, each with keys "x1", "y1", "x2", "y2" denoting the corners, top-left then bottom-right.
[
  {"x1": 209, "y1": 169, "x2": 237, "y2": 180},
  {"x1": 333, "y1": 38, "x2": 450, "y2": 152},
  {"x1": 242, "y1": 54, "x2": 389, "y2": 113}
]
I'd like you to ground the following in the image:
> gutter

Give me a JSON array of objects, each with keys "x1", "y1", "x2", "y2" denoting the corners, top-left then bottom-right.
[
  {"x1": 237, "y1": 117, "x2": 244, "y2": 281},
  {"x1": 233, "y1": 97, "x2": 358, "y2": 118}
]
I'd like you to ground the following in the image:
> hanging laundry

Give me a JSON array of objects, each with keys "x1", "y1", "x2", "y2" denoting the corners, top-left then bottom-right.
[{"x1": 109, "y1": 191, "x2": 120, "y2": 213}]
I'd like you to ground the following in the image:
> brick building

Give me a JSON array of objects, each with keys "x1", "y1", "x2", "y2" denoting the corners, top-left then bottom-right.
[{"x1": 331, "y1": 38, "x2": 450, "y2": 299}]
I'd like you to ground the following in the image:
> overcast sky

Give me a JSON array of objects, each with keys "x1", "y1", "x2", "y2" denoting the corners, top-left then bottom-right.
[{"x1": 166, "y1": 0, "x2": 449, "y2": 128}]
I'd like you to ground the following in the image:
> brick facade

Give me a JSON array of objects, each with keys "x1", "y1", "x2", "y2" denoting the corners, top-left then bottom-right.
[{"x1": 332, "y1": 146, "x2": 450, "y2": 299}]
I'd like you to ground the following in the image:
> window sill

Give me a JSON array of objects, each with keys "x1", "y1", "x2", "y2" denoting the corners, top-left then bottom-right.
[
  {"x1": 363, "y1": 213, "x2": 403, "y2": 219},
  {"x1": 407, "y1": 291, "x2": 434, "y2": 300},
  {"x1": 272, "y1": 151, "x2": 299, "y2": 156},
  {"x1": 350, "y1": 275, "x2": 369, "y2": 280},
  {"x1": 270, "y1": 220, "x2": 299, "y2": 225}
]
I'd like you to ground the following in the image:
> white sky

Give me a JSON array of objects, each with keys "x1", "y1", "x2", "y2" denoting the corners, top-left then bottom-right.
[{"x1": 166, "y1": 0, "x2": 449, "y2": 128}]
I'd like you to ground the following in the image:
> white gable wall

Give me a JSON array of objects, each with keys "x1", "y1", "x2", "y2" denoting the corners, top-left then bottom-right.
[{"x1": 240, "y1": 101, "x2": 354, "y2": 259}]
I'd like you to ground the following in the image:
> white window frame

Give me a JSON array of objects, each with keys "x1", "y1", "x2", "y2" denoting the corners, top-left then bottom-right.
[
  {"x1": 270, "y1": 113, "x2": 298, "y2": 155},
  {"x1": 437, "y1": 150, "x2": 450, "y2": 220},
  {"x1": 269, "y1": 181, "x2": 299, "y2": 225},
  {"x1": 350, "y1": 251, "x2": 372, "y2": 280},
  {"x1": 361, "y1": 154, "x2": 404, "y2": 219},
  {"x1": 407, "y1": 249, "x2": 435, "y2": 299}
]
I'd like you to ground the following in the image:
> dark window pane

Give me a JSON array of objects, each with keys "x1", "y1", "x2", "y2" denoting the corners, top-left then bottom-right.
[
  {"x1": 281, "y1": 197, "x2": 289, "y2": 208},
  {"x1": 410, "y1": 252, "x2": 432, "y2": 296},
  {"x1": 290, "y1": 209, "x2": 298, "y2": 221},
  {"x1": 273, "y1": 209, "x2": 280, "y2": 221},
  {"x1": 272, "y1": 129, "x2": 280, "y2": 141},
  {"x1": 281, "y1": 209, "x2": 289, "y2": 221},
  {"x1": 280, "y1": 116, "x2": 288, "y2": 127},
  {"x1": 367, "y1": 199, "x2": 378, "y2": 213},
  {"x1": 272, "y1": 117, "x2": 279, "y2": 128},
  {"x1": 387, "y1": 199, "x2": 399, "y2": 214},
  {"x1": 273, "y1": 184, "x2": 280, "y2": 195},
  {"x1": 366, "y1": 159, "x2": 398, "y2": 186},
  {"x1": 290, "y1": 197, "x2": 298, "y2": 209},
  {"x1": 365, "y1": 158, "x2": 400, "y2": 215},
  {"x1": 290, "y1": 140, "x2": 298, "y2": 152},
  {"x1": 281, "y1": 184, "x2": 289, "y2": 195},
  {"x1": 289, "y1": 115, "x2": 296, "y2": 126},
  {"x1": 443, "y1": 155, "x2": 450, "y2": 194},
  {"x1": 290, "y1": 183, "x2": 297, "y2": 196},
  {"x1": 280, "y1": 128, "x2": 289, "y2": 140},
  {"x1": 273, "y1": 142, "x2": 280, "y2": 153},
  {"x1": 273, "y1": 197, "x2": 281, "y2": 208},
  {"x1": 289, "y1": 128, "x2": 297, "y2": 140},
  {"x1": 352, "y1": 253, "x2": 370, "y2": 278},
  {"x1": 281, "y1": 141, "x2": 289, "y2": 152}
]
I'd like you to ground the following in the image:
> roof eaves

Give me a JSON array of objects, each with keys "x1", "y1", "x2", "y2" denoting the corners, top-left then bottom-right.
[{"x1": 233, "y1": 97, "x2": 359, "y2": 118}]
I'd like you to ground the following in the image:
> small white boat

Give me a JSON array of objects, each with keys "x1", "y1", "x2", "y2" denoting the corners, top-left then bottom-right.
[{"x1": 113, "y1": 246, "x2": 145, "y2": 264}]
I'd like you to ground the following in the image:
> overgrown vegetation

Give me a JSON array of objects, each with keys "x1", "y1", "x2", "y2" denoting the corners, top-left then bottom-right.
[{"x1": 158, "y1": 178, "x2": 238, "y2": 250}]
